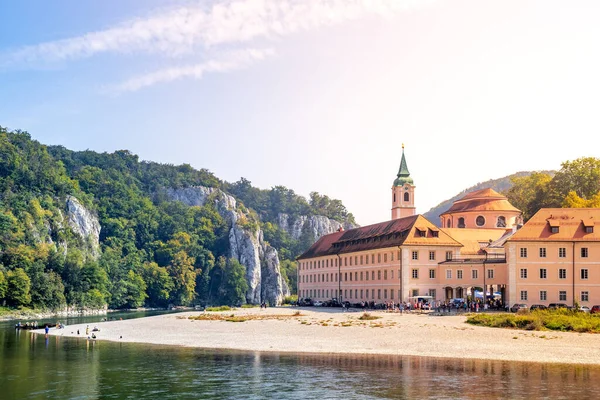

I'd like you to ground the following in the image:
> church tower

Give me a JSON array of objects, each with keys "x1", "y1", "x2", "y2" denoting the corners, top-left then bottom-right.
[{"x1": 391, "y1": 144, "x2": 416, "y2": 220}]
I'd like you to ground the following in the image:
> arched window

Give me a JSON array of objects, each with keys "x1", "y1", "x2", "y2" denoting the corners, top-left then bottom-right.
[
  {"x1": 476, "y1": 216, "x2": 485, "y2": 227},
  {"x1": 458, "y1": 217, "x2": 466, "y2": 228},
  {"x1": 447, "y1": 219, "x2": 451, "y2": 228},
  {"x1": 497, "y1": 216, "x2": 506, "y2": 227},
  {"x1": 404, "y1": 192, "x2": 410, "y2": 202},
  {"x1": 393, "y1": 193, "x2": 396, "y2": 202}
]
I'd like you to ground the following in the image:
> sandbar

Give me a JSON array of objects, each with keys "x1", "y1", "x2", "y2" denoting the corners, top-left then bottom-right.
[{"x1": 34, "y1": 307, "x2": 600, "y2": 365}]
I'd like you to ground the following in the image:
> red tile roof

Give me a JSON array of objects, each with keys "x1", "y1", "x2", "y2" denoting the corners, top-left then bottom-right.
[
  {"x1": 508, "y1": 208, "x2": 600, "y2": 242},
  {"x1": 441, "y1": 188, "x2": 520, "y2": 215},
  {"x1": 297, "y1": 215, "x2": 462, "y2": 260}
]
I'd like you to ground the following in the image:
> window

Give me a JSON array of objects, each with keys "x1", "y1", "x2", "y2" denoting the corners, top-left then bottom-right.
[
  {"x1": 540, "y1": 291, "x2": 547, "y2": 301},
  {"x1": 551, "y1": 226, "x2": 559, "y2": 234},
  {"x1": 429, "y1": 289, "x2": 436, "y2": 299},
  {"x1": 378, "y1": 254, "x2": 381, "y2": 263},
  {"x1": 372, "y1": 271, "x2": 375, "y2": 280},
  {"x1": 344, "y1": 273, "x2": 347, "y2": 281},
  {"x1": 559, "y1": 291, "x2": 567, "y2": 301},
  {"x1": 418, "y1": 230, "x2": 426, "y2": 238},
  {"x1": 391, "y1": 290, "x2": 394, "y2": 300},
  {"x1": 384, "y1": 289, "x2": 388, "y2": 299},
  {"x1": 539, "y1": 248, "x2": 546, "y2": 258},
  {"x1": 372, "y1": 289, "x2": 375, "y2": 299},
  {"x1": 365, "y1": 272, "x2": 369, "y2": 281},
  {"x1": 581, "y1": 269, "x2": 589, "y2": 280},
  {"x1": 431, "y1": 230, "x2": 439, "y2": 237},
  {"x1": 581, "y1": 248, "x2": 589, "y2": 258},
  {"x1": 458, "y1": 217, "x2": 466, "y2": 228},
  {"x1": 520, "y1": 248, "x2": 528, "y2": 258},
  {"x1": 586, "y1": 226, "x2": 594, "y2": 233},
  {"x1": 412, "y1": 289, "x2": 419, "y2": 297},
  {"x1": 393, "y1": 193, "x2": 396, "y2": 202},
  {"x1": 391, "y1": 270, "x2": 394, "y2": 280},
  {"x1": 360, "y1": 271, "x2": 363, "y2": 280},
  {"x1": 476, "y1": 216, "x2": 485, "y2": 227},
  {"x1": 559, "y1": 269, "x2": 567, "y2": 279},
  {"x1": 497, "y1": 216, "x2": 506, "y2": 228},
  {"x1": 540, "y1": 268, "x2": 547, "y2": 279},
  {"x1": 520, "y1": 269, "x2": 528, "y2": 279},
  {"x1": 349, "y1": 273, "x2": 352, "y2": 281},
  {"x1": 360, "y1": 255, "x2": 363, "y2": 264},
  {"x1": 384, "y1": 254, "x2": 388, "y2": 263},
  {"x1": 355, "y1": 272, "x2": 358, "y2": 281},
  {"x1": 366, "y1": 290, "x2": 369, "y2": 299},
  {"x1": 582, "y1": 291, "x2": 589, "y2": 302},
  {"x1": 372, "y1": 254, "x2": 375, "y2": 264},
  {"x1": 559, "y1": 248, "x2": 566, "y2": 258},
  {"x1": 520, "y1": 291, "x2": 528, "y2": 301},
  {"x1": 447, "y1": 220, "x2": 451, "y2": 228},
  {"x1": 472, "y1": 269, "x2": 478, "y2": 279},
  {"x1": 360, "y1": 289, "x2": 363, "y2": 299},
  {"x1": 446, "y1": 251, "x2": 452, "y2": 261},
  {"x1": 378, "y1": 271, "x2": 381, "y2": 280},
  {"x1": 404, "y1": 192, "x2": 410, "y2": 202},
  {"x1": 446, "y1": 270, "x2": 452, "y2": 279},
  {"x1": 429, "y1": 269, "x2": 436, "y2": 279},
  {"x1": 349, "y1": 257, "x2": 352, "y2": 266},
  {"x1": 412, "y1": 251, "x2": 418, "y2": 260},
  {"x1": 349, "y1": 290, "x2": 352, "y2": 299},
  {"x1": 391, "y1": 252, "x2": 394, "y2": 262},
  {"x1": 457, "y1": 270, "x2": 463, "y2": 279},
  {"x1": 412, "y1": 269, "x2": 419, "y2": 279},
  {"x1": 487, "y1": 269, "x2": 494, "y2": 279},
  {"x1": 384, "y1": 270, "x2": 388, "y2": 280},
  {"x1": 378, "y1": 289, "x2": 381, "y2": 300},
  {"x1": 344, "y1": 257, "x2": 347, "y2": 266}
]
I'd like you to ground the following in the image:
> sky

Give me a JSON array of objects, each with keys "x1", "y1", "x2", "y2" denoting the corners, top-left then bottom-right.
[{"x1": 2, "y1": 0, "x2": 600, "y2": 226}]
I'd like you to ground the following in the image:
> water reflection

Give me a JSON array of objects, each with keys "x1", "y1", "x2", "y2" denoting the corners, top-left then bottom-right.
[{"x1": 1, "y1": 314, "x2": 599, "y2": 399}]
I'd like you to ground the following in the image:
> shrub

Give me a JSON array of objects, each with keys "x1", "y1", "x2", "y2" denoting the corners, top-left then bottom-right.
[
  {"x1": 206, "y1": 305, "x2": 232, "y2": 312},
  {"x1": 358, "y1": 312, "x2": 380, "y2": 321}
]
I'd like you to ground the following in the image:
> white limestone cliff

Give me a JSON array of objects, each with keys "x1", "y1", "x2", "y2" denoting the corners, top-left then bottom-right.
[
  {"x1": 165, "y1": 186, "x2": 290, "y2": 305},
  {"x1": 65, "y1": 195, "x2": 101, "y2": 260},
  {"x1": 277, "y1": 213, "x2": 357, "y2": 241}
]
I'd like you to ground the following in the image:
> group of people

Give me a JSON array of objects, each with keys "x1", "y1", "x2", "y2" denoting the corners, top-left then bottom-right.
[{"x1": 436, "y1": 299, "x2": 506, "y2": 313}]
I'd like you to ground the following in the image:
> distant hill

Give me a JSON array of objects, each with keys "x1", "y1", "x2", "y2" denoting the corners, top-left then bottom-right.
[{"x1": 423, "y1": 171, "x2": 555, "y2": 226}]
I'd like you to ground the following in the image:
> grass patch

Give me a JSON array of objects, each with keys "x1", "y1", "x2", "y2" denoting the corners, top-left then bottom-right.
[
  {"x1": 241, "y1": 304, "x2": 258, "y2": 308},
  {"x1": 205, "y1": 306, "x2": 232, "y2": 312},
  {"x1": 466, "y1": 309, "x2": 600, "y2": 333},
  {"x1": 189, "y1": 313, "x2": 303, "y2": 322},
  {"x1": 358, "y1": 312, "x2": 381, "y2": 321}
]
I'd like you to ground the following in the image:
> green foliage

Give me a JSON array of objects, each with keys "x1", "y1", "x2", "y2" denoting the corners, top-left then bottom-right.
[
  {"x1": 6, "y1": 268, "x2": 31, "y2": 308},
  {"x1": 219, "y1": 258, "x2": 248, "y2": 306},
  {"x1": 466, "y1": 309, "x2": 600, "y2": 333},
  {"x1": 206, "y1": 305, "x2": 232, "y2": 312},
  {"x1": 0, "y1": 126, "x2": 352, "y2": 310},
  {"x1": 506, "y1": 172, "x2": 554, "y2": 221}
]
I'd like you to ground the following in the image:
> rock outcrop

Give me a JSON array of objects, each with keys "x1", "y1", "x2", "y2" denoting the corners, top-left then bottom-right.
[
  {"x1": 165, "y1": 187, "x2": 290, "y2": 305},
  {"x1": 277, "y1": 213, "x2": 357, "y2": 241},
  {"x1": 65, "y1": 196, "x2": 101, "y2": 260}
]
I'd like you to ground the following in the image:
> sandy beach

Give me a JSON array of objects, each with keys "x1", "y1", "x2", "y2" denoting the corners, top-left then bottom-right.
[{"x1": 34, "y1": 307, "x2": 600, "y2": 365}]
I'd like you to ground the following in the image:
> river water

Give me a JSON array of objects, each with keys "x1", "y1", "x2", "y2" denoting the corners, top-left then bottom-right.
[{"x1": 1, "y1": 311, "x2": 599, "y2": 399}]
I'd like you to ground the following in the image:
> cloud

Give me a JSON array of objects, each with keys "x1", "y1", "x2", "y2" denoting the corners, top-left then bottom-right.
[
  {"x1": 4, "y1": 0, "x2": 432, "y2": 64},
  {"x1": 107, "y1": 48, "x2": 274, "y2": 93}
]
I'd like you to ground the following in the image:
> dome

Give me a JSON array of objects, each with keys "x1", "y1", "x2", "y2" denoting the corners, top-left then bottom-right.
[{"x1": 441, "y1": 188, "x2": 520, "y2": 215}]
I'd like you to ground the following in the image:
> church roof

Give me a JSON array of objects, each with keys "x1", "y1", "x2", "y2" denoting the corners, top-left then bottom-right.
[
  {"x1": 442, "y1": 228, "x2": 507, "y2": 255},
  {"x1": 441, "y1": 188, "x2": 520, "y2": 215},
  {"x1": 297, "y1": 215, "x2": 462, "y2": 260},
  {"x1": 508, "y1": 208, "x2": 600, "y2": 242},
  {"x1": 393, "y1": 145, "x2": 414, "y2": 187}
]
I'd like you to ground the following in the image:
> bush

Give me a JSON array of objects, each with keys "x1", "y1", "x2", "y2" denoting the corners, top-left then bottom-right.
[
  {"x1": 466, "y1": 309, "x2": 600, "y2": 333},
  {"x1": 282, "y1": 295, "x2": 298, "y2": 305},
  {"x1": 206, "y1": 305, "x2": 232, "y2": 312}
]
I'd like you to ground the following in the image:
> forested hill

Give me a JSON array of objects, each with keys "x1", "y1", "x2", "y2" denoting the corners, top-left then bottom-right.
[{"x1": 0, "y1": 126, "x2": 355, "y2": 311}]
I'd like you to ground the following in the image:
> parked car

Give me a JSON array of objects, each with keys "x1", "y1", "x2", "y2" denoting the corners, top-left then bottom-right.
[
  {"x1": 510, "y1": 303, "x2": 528, "y2": 312},
  {"x1": 529, "y1": 304, "x2": 547, "y2": 311},
  {"x1": 591, "y1": 305, "x2": 600, "y2": 314},
  {"x1": 313, "y1": 301, "x2": 323, "y2": 307},
  {"x1": 579, "y1": 306, "x2": 591, "y2": 313},
  {"x1": 548, "y1": 303, "x2": 568, "y2": 310}
]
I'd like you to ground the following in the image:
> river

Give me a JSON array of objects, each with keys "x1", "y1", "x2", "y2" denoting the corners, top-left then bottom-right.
[{"x1": 1, "y1": 311, "x2": 599, "y2": 399}]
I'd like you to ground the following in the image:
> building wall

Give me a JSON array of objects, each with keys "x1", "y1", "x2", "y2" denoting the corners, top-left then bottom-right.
[
  {"x1": 510, "y1": 241, "x2": 600, "y2": 306},
  {"x1": 441, "y1": 211, "x2": 520, "y2": 230}
]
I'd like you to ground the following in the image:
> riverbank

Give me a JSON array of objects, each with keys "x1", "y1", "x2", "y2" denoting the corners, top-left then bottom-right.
[
  {"x1": 0, "y1": 307, "x2": 107, "y2": 322},
  {"x1": 34, "y1": 307, "x2": 600, "y2": 365}
]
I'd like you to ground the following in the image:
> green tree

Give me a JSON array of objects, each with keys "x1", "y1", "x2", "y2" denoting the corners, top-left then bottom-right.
[
  {"x1": 547, "y1": 157, "x2": 600, "y2": 206},
  {"x1": 0, "y1": 270, "x2": 7, "y2": 300},
  {"x1": 6, "y1": 268, "x2": 31, "y2": 308},
  {"x1": 168, "y1": 251, "x2": 196, "y2": 305},
  {"x1": 123, "y1": 270, "x2": 147, "y2": 308},
  {"x1": 142, "y1": 262, "x2": 173, "y2": 307},
  {"x1": 505, "y1": 172, "x2": 553, "y2": 221},
  {"x1": 219, "y1": 258, "x2": 248, "y2": 306}
]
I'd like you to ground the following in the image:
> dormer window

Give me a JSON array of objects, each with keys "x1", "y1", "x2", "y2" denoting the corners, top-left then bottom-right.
[
  {"x1": 418, "y1": 230, "x2": 426, "y2": 237},
  {"x1": 497, "y1": 216, "x2": 506, "y2": 228},
  {"x1": 551, "y1": 226, "x2": 559, "y2": 234},
  {"x1": 458, "y1": 217, "x2": 465, "y2": 228},
  {"x1": 586, "y1": 226, "x2": 594, "y2": 234}
]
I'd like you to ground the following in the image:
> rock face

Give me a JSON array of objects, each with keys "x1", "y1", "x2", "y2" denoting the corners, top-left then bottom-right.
[
  {"x1": 277, "y1": 213, "x2": 357, "y2": 241},
  {"x1": 65, "y1": 195, "x2": 101, "y2": 260},
  {"x1": 165, "y1": 187, "x2": 290, "y2": 305}
]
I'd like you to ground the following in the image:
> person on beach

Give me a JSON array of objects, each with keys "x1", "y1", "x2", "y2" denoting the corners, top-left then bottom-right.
[
  {"x1": 86, "y1": 325, "x2": 89, "y2": 336},
  {"x1": 45, "y1": 325, "x2": 49, "y2": 336}
]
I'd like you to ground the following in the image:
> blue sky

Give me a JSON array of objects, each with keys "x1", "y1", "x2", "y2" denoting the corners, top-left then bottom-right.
[{"x1": 2, "y1": 0, "x2": 600, "y2": 225}]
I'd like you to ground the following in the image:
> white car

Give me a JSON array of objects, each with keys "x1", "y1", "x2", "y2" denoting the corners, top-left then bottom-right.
[{"x1": 314, "y1": 301, "x2": 323, "y2": 307}]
